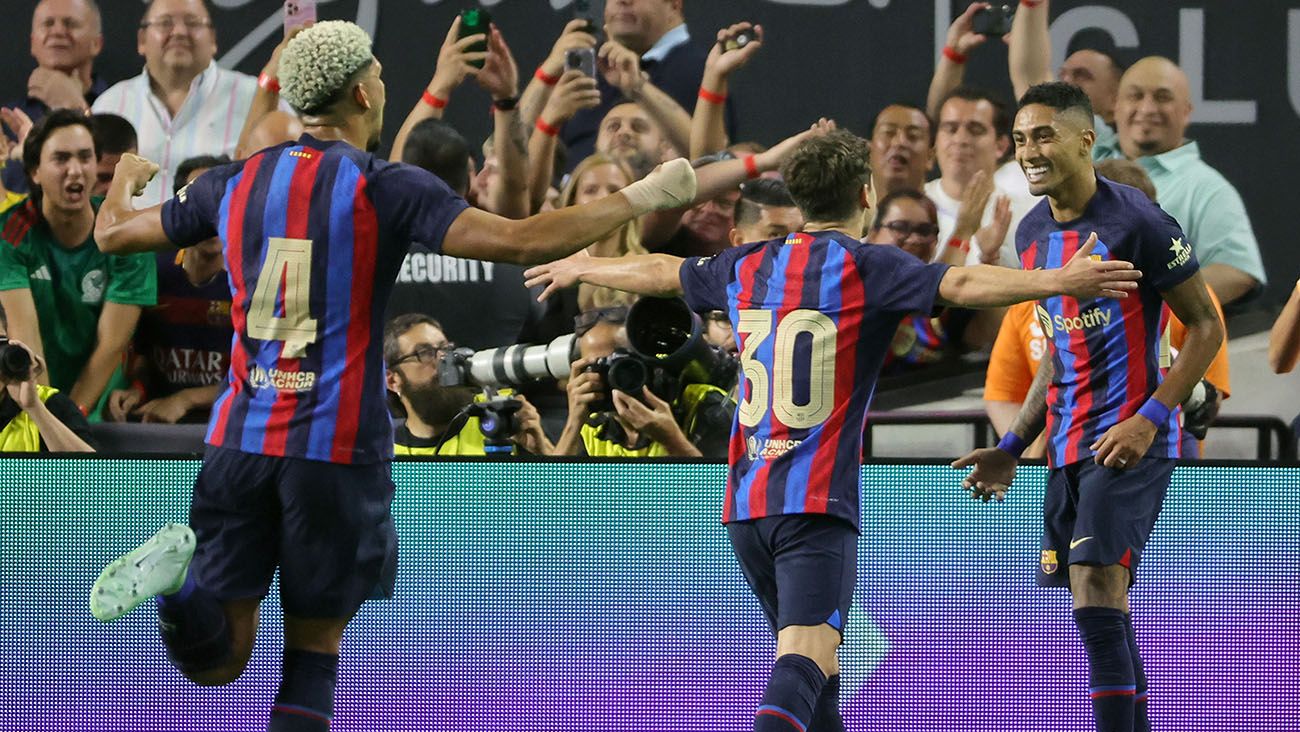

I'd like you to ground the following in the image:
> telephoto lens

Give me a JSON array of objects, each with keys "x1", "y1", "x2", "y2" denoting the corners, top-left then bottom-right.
[{"x1": 0, "y1": 340, "x2": 32, "y2": 382}]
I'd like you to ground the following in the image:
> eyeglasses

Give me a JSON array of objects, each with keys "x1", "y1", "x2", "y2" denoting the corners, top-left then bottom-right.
[
  {"x1": 140, "y1": 16, "x2": 212, "y2": 33},
  {"x1": 574, "y1": 306, "x2": 629, "y2": 337},
  {"x1": 881, "y1": 220, "x2": 940, "y2": 239},
  {"x1": 391, "y1": 343, "x2": 455, "y2": 368}
]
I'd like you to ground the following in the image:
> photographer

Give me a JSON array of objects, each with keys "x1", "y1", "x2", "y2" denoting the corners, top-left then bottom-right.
[
  {"x1": 555, "y1": 306, "x2": 733, "y2": 458},
  {"x1": 0, "y1": 301, "x2": 94, "y2": 452},
  {"x1": 384, "y1": 314, "x2": 553, "y2": 456}
]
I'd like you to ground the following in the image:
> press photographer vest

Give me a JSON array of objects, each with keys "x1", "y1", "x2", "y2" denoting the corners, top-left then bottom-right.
[
  {"x1": 0, "y1": 385, "x2": 60, "y2": 452},
  {"x1": 580, "y1": 384, "x2": 733, "y2": 458}
]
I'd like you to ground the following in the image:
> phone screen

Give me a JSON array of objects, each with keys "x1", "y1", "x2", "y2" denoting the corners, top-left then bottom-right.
[
  {"x1": 283, "y1": 0, "x2": 316, "y2": 35},
  {"x1": 459, "y1": 8, "x2": 492, "y2": 69}
]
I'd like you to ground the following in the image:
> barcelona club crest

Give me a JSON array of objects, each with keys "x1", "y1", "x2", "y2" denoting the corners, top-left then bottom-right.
[{"x1": 1040, "y1": 549, "x2": 1059, "y2": 574}]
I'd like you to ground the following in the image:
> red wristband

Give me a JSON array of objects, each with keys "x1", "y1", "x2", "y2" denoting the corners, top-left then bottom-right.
[
  {"x1": 257, "y1": 72, "x2": 280, "y2": 93},
  {"x1": 421, "y1": 89, "x2": 448, "y2": 109},
  {"x1": 698, "y1": 86, "x2": 727, "y2": 105},
  {"x1": 942, "y1": 46, "x2": 968, "y2": 64},
  {"x1": 534, "y1": 67, "x2": 560, "y2": 86},
  {"x1": 743, "y1": 154, "x2": 760, "y2": 179},
  {"x1": 1020, "y1": 0, "x2": 1043, "y2": 7},
  {"x1": 947, "y1": 237, "x2": 970, "y2": 252},
  {"x1": 535, "y1": 117, "x2": 560, "y2": 138}
]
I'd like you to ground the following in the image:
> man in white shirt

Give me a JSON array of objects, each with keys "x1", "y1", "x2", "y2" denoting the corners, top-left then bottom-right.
[
  {"x1": 91, "y1": 0, "x2": 266, "y2": 205},
  {"x1": 924, "y1": 86, "x2": 1037, "y2": 268}
]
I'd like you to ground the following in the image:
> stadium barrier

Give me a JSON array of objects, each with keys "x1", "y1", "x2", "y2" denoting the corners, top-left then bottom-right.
[{"x1": 0, "y1": 458, "x2": 1295, "y2": 731}]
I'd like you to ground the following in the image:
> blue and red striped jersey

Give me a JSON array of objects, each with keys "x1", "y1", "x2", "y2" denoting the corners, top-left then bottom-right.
[
  {"x1": 1016, "y1": 176, "x2": 1198, "y2": 468},
  {"x1": 161, "y1": 135, "x2": 469, "y2": 464},
  {"x1": 680, "y1": 232, "x2": 950, "y2": 530}
]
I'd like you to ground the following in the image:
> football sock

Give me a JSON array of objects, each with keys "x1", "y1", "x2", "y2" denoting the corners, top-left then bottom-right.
[
  {"x1": 1074, "y1": 607, "x2": 1135, "y2": 732},
  {"x1": 155, "y1": 573, "x2": 231, "y2": 675},
  {"x1": 1126, "y1": 613, "x2": 1150, "y2": 732},
  {"x1": 269, "y1": 649, "x2": 339, "y2": 731},
  {"x1": 755, "y1": 654, "x2": 826, "y2": 731},
  {"x1": 807, "y1": 674, "x2": 844, "y2": 732}
]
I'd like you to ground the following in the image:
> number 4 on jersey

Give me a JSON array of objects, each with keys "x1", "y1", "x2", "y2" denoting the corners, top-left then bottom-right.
[
  {"x1": 737, "y1": 308, "x2": 837, "y2": 429},
  {"x1": 247, "y1": 237, "x2": 319, "y2": 358}
]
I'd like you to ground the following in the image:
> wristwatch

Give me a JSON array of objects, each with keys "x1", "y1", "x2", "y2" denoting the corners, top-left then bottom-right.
[{"x1": 492, "y1": 96, "x2": 520, "y2": 112}]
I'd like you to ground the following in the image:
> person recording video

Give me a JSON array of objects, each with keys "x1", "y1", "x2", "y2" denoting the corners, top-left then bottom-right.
[
  {"x1": 554, "y1": 303, "x2": 735, "y2": 458},
  {"x1": 384, "y1": 314, "x2": 553, "y2": 456},
  {"x1": 0, "y1": 301, "x2": 94, "y2": 452}
]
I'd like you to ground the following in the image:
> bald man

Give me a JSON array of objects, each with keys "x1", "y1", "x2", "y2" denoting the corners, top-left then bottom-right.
[
  {"x1": 1006, "y1": 4, "x2": 1266, "y2": 305},
  {"x1": 1059, "y1": 49, "x2": 1122, "y2": 126},
  {"x1": 1095, "y1": 57, "x2": 1265, "y2": 304}
]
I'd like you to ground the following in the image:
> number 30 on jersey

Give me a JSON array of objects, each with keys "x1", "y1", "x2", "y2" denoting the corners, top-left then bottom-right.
[{"x1": 736, "y1": 309, "x2": 837, "y2": 429}]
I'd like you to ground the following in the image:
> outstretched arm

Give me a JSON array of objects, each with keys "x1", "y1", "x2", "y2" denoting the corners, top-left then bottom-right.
[
  {"x1": 95, "y1": 155, "x2": 173, "y2": 254},
  {"x1": 937, "y1": 234, "x2": 1141, "y2": 308},
  {"x1": 442, "y1": 160, "x2": 697, "y2": 266},
  {"x1": 523, "y1": 253, "x2": 686, "y2": 301}
]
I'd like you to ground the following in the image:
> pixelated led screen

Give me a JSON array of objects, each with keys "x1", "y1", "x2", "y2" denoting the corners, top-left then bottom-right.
[{"x1": 0, "y1": 459, "x2": 1296, "y2": 731}]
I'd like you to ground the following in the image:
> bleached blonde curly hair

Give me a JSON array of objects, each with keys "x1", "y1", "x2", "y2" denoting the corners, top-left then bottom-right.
[{"x1": 279, "y1": 21, "x2": 374, "y2": 114}]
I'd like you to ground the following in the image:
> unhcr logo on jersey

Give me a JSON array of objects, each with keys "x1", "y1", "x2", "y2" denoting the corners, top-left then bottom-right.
[
  {"x1": 746, "y1": 435, "x2": 802, "y2": 461},
  {"x1": 248, "y1": 364, "x2": 317, "y2": 392}
]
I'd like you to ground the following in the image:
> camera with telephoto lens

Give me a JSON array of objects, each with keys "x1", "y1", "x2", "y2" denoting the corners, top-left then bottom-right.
[
  {"x1": 0, "y1": 338, "x2": 33, "y2": 382},
  {"x1": 439, "y1": 334, "x2": 577, "y2": 389},
  {"x1": 585, "y1": 297, "x2": 739, "y2": 413}
]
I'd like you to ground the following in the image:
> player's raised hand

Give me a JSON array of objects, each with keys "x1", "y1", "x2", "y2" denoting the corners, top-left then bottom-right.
[
  {"x1": 115, "y1": 153, "x2": 161, "y2": 197},
  {"x1": 1056, "y1": 232, "x2": 1142, "y2": 299},
  {"x1": 1089, "y1": 414, "x2": 1158, "y2": 470},
  {"x1": 951, "y1": 446, "x2": 1015, "y2": 502},
  {"x1": 524, "y1": 249, "x2": 590, "y2": 302}
]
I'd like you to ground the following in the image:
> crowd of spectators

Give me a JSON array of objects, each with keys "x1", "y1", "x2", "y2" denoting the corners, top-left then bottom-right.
[{"x1": 0, "y1": 0, "x2": 1294, "y2": 458}]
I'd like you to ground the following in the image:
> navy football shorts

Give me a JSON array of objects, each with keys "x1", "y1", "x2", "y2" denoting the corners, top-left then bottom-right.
[
  {"x1": 1038, "y1": 457, "x2": 1175, "y2": 588},
  {"x1": 187, "y1": 445, "x2": 398, "y2": 618},
  {"x1": 727, "y1": 513, "x2": 857, "y2": 637}
]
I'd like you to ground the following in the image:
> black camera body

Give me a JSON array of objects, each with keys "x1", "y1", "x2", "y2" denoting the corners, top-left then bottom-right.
[
  {"x1": 584, "y1": 297, "x2": 740, "y2": 415},
  {"x1": 0, "y1": 338, "x2": 32, "y2": 382},
  {"x1": 972, "y1": 4, "x2": 1015, "y2": 36},
  {"x1": 467, "y1": 395, "x2": 524, "y2": 454}
]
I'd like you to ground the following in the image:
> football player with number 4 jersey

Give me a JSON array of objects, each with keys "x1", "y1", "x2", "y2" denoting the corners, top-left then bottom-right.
[
  {"x1": 525, "y1": 126, "x2": 1142, "y2": 732},
  {"x1": 955, "y1": 83, "x2": 1222, "y2": 732},
  {"x1": 84, "y1": 21, "x2": 697, "y2": 730}
]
